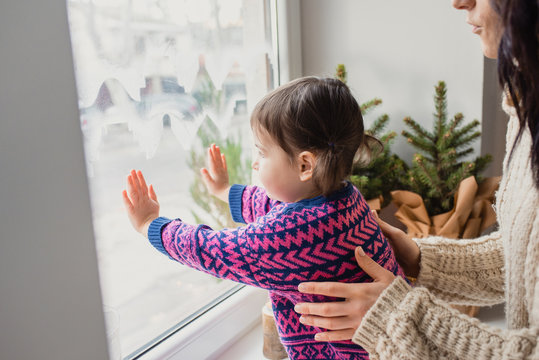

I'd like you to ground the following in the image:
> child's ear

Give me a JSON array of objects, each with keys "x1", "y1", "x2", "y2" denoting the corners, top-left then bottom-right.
[{"x1": 297, "y1": 151, "x2": 316, "y2": 182}]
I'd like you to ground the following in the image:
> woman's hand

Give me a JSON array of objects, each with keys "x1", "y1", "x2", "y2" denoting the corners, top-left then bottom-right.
[
  {"x1": 122, "y1": 169, "x2": 160, "y2": 237},
  {"x1": 371, "y1": 210, "x2": 420, "y2": 278},
  {"x1": 200, "y1": 144, "x2": 230, "y2": 203},
  {"x1": 294, "y1": 247, "x2": 396, "y2": 342}
]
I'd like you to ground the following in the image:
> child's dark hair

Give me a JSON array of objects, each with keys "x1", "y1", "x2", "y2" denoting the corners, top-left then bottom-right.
[{"x1": 251, "y1": 76, "x2": 370, "y2": 196}]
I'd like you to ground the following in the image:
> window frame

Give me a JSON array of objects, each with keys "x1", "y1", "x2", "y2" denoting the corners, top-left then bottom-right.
[
  {"x1": 135, "y1": 286, "x2": 268, "y2": 359},
  {"x1": 65, "y1": 0, "x2": 301, "y2": 358}
]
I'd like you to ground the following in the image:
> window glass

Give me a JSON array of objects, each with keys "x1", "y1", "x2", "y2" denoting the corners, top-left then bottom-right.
[{"x1": 66, "y1": 0, "x2": 276, "y2": 356}]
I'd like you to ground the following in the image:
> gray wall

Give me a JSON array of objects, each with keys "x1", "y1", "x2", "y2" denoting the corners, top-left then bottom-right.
[
  {"x1": 0, "y1": 1, "x2": 109, "y2": 359},
  {"x1": 299, "y1": 0, "x2": 505, "y2": 174}
]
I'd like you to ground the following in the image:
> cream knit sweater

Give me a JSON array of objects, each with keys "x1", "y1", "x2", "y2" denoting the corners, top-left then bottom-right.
[{"x1": 352, "y1": 101, "x2": 539, "y2": 359}]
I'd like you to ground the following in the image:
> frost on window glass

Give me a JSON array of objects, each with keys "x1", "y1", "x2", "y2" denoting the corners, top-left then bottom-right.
[{"x1": 67, "y1": 0, "x2": 275, "y2": 356}]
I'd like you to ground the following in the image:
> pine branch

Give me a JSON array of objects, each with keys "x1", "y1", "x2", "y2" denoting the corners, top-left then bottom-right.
[
  {"x1": 403, "y1": 117, "x2": 435, "y2": 142},
  {"x1": 446, "y1": 120, "x2": 481, "y2": 146},
  {"x1": 454, "y1": 148, "x2": 475, "y2": 159},
  {"x1": 433, "y1": 81, "x2": 448, "y2": 141},
  {"x1": 381, "y1": 129, "x2": 397, "y2": 141},
  {"x1": 446, "y1": 162, "x2": 475, "y2": 192},
  {"x1": 360, "y1": 98, "x2": 383, "y2": 115},
  {"x1": 452, "y1": 131, "x2": 481, "y2": 150},
  {"x1": 437, "y1": 148, "x2": 457, "y2": 173},
  {"x1": 447, "y1": 113, "x2": 465, "y2": 134},
  {"x1": 471, "y1": 154, "x2": 493, "y2": 176},
  {"x1": 335, "y1": 64, "x2": 347, "y2": 84},
  {"x1": 402, "y1": 130, "x2": 437, "y2": 154},
  {"x1": 367, "y1": 114, "x2": 389, "y2": 136},
  {"x1": 413, "y1": 154, "x2": 443, "y2": 194}
]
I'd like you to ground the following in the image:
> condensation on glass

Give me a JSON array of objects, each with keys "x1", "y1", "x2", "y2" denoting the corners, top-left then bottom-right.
[{"x1": 66, "y1": 0, "x2": 275, "y2": 356}]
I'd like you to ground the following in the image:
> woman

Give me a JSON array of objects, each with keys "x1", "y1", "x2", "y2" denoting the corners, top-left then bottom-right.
[{"x1": 294, "y1": 0, "x2": 539, "y2": 358}]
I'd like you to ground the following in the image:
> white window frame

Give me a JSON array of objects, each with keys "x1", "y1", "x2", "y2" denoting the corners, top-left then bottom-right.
[
  {"x1": 272, "y1": 0, "x2": 303, "y2": 84},
  {"x1": 136, "y1": 286, "x2": 268, "y2": 359},
  {"x1": 0, "y1": 0, "x2": 302, "y2": 359}
]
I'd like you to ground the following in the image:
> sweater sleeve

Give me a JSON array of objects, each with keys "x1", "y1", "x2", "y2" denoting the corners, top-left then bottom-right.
[
  {"x1": 147, "y1": 216, "x2": 272, "y2": 289},
  {"x1": 228, "y1": 184, "x2": 281, "y2": 224},
  {"x1": 414, "y1": 231, "x2": 505, "y2": 305},
  {"x1": 147, "y1": 215, "x2": 312, "y2": 291},
  {"x1": 352, "y1": 277, "x2": 539, "y2": 360}
]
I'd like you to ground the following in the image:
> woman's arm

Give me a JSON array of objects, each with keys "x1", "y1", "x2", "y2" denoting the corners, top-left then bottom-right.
[
  {"x1": 374, "y1": 211, "x2": 504, "y2": 305},
  {"x1": 296, "y1": 248, "x2": 538, "y2": 360},
  {"x1": 353, "y1": 277, "x2": 539, "y2": 360},
  {"x1": 414, "y1": 231, "x2": 505, "y2": 305}
]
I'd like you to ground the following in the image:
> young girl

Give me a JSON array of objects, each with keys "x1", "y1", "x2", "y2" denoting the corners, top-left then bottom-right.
[{"x1": 123, "y1": 76, "x2": 406, "y2": 360}]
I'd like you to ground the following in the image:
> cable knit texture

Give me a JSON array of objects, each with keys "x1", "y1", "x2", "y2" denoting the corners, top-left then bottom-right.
[
  {"x1": 148, "y1": 182, "x2": 406, "y2": 360},
  {"x1": 352, "y1": 99, "x2": 539, "y2": 359}
]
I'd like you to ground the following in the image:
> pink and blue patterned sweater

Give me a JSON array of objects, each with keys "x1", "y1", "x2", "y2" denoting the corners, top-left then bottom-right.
[{"x1": 148, "y1": 182, "x2": 406, "y2": 360}]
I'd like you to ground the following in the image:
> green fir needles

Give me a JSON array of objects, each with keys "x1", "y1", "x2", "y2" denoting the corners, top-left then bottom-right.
[
  {"x1": 350, "y1": 112, "x2": 407, "y2": 206},
  {"x1": 402, "y1": 81, "x2": 492, "y2": 215},
  {"x1": 335, "y1": 64, "x2": 407, "y2": 205}
]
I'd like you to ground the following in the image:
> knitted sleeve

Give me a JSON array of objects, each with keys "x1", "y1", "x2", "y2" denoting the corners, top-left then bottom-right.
[
  {"x1": 147, "y1": 216, "x2": 277, "y2": 289},
  {"x1": 148, "y1": 208, "x2": 365, "y2": 292},
  {"x1": 228, "y1": 184, "x2": 281, "y2": 224},
  {"x1": 414, "y1": 231, "x2": 505, "y2": 305},
  {"x1": 352, "y1": 277, "x2": 539, "y2": 360}
]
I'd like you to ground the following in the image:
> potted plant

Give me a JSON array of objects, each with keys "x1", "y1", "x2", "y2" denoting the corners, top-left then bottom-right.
[
  {"x1": 335, "y1": 64, "x2": 408, "y2": 211},
  {"x1": 391, "y1": 81, "x2": 500, "y2": 316}
]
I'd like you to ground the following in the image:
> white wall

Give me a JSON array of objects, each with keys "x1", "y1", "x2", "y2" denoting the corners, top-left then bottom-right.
[
  {"x1": 300, "y1": 0, "x2": 486, "y2": 163},
  {"x1": 0, "y1": 1, "x2": 109, "y2": 359}
]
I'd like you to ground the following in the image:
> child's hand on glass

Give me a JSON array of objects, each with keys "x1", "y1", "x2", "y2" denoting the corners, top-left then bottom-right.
[
  {"x1": 122, "y1": 169, "x2": 160, "y2": 237},
  {"x1": 200, "y1": 144, "x2": 230, "y2": 203}
]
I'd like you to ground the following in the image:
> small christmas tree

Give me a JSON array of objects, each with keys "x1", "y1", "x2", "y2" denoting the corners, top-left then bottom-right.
[
  {"x1": 402, "y1": 81, "x2": 492, "y2": 216},
  {"x1": 335, "y1": 64, "x2": 407, "y2": 205},
  {"x1": 350, "y1": 115, "x2": 408, "y2": 206},
  {"x1": 335, "y1": 64, "x2": 347, "y2": 84}
]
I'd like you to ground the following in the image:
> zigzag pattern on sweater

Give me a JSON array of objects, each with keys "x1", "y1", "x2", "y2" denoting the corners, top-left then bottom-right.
[
  {"x1": 285, "y1": 341, "x2": 368, "y2": 360},
  {"x1": 270, "y1": 293, "x2": 372, "y2": 359},
  {"x1": 154, "y1": 183, "x2": 406, "y2": 360}
]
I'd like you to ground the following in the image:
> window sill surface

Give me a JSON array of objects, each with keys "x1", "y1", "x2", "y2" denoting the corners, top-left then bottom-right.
[
  {"x1": 137, "y1": 286, "x2": 268, "y2": 360},
  {"x1": 218, "y1": 302, "x2": 506, "y2": 360}
]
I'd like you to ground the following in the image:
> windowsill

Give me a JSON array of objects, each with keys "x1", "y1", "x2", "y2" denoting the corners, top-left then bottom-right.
[
  {"x1": 137, "y1": 286, "x2": 269, "y2": 360},
  {"x1": 219, "y1": 302, "x2": 507, "y2": 360},
  {"x1": 218, "y1": 321, "x2": 271, "y2": 360}
]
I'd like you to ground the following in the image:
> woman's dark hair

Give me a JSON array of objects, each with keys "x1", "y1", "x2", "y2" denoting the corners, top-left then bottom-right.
[
  {"x1": 492, "y1": 0, "x2": 539, "y2": 188},
  {"x1": 251, "y1": 76, "x2": 368, "y2": 196}
]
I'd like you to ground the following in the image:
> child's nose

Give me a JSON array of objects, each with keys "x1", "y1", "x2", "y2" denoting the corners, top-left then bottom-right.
[{"x1": 252, "y1": 160, "x2": 259, "y2": 171}]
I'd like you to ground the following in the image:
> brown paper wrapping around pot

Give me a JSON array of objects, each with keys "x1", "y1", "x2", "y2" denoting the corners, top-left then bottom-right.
[
  {"x1": 366, "y1": 195, "x2": 383, "y2": 211},
  {"x1": 391, "y1": 176, "x2": 500, "y2": 239},
  {"x1": 391, "y1": 176, "x2": 500, "y2": 317}
]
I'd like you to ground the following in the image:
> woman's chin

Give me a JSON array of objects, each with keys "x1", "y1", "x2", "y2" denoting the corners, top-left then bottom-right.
[{"x1": 483, "y1": 47, "x2": 498, "y2": 59}]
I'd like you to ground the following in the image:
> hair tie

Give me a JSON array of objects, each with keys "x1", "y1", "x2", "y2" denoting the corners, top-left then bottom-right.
[{"x1": 328, "y1": 142, "x2": 335, "y2": 149}]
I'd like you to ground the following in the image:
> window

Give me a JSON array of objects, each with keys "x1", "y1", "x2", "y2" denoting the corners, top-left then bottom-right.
[{"x1": 66, "y1": 0, "x2": 276, "y2": 357}]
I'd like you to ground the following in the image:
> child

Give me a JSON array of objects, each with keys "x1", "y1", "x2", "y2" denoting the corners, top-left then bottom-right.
[{"x1": 122, "y1": 76, "x2": 406, "y2": 360}]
